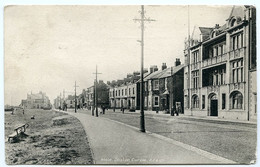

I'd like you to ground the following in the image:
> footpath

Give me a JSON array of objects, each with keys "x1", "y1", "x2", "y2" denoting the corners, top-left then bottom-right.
[{"x1": 62, "y1": 110, "x2": 236, "y2": 165}]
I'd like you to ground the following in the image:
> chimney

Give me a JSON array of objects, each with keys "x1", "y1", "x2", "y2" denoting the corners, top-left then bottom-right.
[
  {"x1": 133, "y1": 71, "x2": 140, "y2": 76},
  {"x1": 107, "y1": 81, "x2": 111, "y2": 85},
  {"x1": 162, "y1": 63, "x2": 167, "y2": 70},
  {"x1": 215, "y1": 24, "x2": 220, "y2": 29},
  {"x1": 150, "y1": 65, "x2": 158, "y2": 73},
  {"x1": 127, "y1": 73, "x2": 133, "y2": 78},
  {"x1": 154, "y1": 66, "x2": 158, "y2": 72},
  {"x1": 143, "y1": 68, "x2": 148, "y2": 73},
  {"x1": 175, "y1": 58, "x2": 181, "y2": 66},
  {"x1": 150, "y1": 67, "x2": 154, "y2": 73},
  {"x1": 99, "y1": 80, "x2": 104, "y2": 84}
]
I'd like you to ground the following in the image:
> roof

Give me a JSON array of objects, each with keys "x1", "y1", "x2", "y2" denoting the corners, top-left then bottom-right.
[
  {"x1": 227, "y1": 6, "x2": 245, "y2": 21},
  {"x1": 29, "y1": 93, "x2": 43, "y2": 99},
  {"x1": 143, "y1": 64, "x2": 184, "y2": 81},
  {"x1": 143, "y1": 70, "x2": 162, "y2": 81},
  {"x1": 199, "y1": 27, "x2": 213, "y2": 36},
  {"x1": 136, "y1": 72, "x2": 151, "y2": 83},
  {"x1": 159, "y1": 64, "x2": 184, "y2": 79}
]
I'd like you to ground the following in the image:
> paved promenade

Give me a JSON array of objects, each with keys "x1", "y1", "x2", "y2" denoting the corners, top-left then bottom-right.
[{"x1": 65, "y1": 111, "x2": 235, "y2": 164}]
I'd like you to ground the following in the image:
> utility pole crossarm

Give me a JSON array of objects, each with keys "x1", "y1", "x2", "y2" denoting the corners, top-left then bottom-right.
[{"x1": 133, "y1": 18, "x2": 156, "y2": 22}]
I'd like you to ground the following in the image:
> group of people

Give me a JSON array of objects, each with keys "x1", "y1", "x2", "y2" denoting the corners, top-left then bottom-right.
[{"x1": 170, "y1": 103, "x2": 182, "y2": 116}]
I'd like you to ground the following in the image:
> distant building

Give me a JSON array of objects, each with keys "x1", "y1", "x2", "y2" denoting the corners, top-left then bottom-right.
[
  {"x1": 20, "y1": 91, "x2": 51, "y2": 109},
  {"x1": 109, "y1": 70, "x2": 147, "y2": 110},
  {"x1": 86, "y1": 86, "x2": 94, "y2": 109},
  {"x1": 86, "y1": 80, "x2": 109, "y2": 109},
  {"x1": 65, "y1": 95, "x2": 78, "y2": 108},
  {"x1": 53, "y1": 96, "x2": 61, "y2": 109},
  {"x1": 183, "y1": 6, "x2": 256, "y2": 121}
]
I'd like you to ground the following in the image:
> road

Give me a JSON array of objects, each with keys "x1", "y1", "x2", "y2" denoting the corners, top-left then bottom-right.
[{"x1": 67, "y1": 108, "x2": 256, "y2": 164}]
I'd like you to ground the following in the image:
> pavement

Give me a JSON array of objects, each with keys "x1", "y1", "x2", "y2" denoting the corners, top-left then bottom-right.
[
  {"x1": 58, "y1": 109, "x2": 236, "y2": 165},
  {"x1": 133, "y1": 109, "x2": 257, "y2": 125}
]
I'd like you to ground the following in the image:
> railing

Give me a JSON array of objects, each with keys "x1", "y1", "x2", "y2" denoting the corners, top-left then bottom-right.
[
  {"x1": 229, "y1": 47, "x2": 245, "y2": 60},
  {"x1": 191, "y1": 62, "x2": 200, "y2": 71},
  {"x1": 201, "y1": 53, "x2": 227, "y2": 68}
]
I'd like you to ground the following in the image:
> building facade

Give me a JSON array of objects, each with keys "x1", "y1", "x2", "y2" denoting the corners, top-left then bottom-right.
[
  {"x1": 183, "y1": 6, "x2": 256, "y2": 121},
  {"x1": 109, "y1": 72, "x2": 140, "y2": 110},
  {"x1": 143, "y1": 61, "x2": 184, "y2": 112},
  {"x1": 20, "y1": 91, "x2": 51, "y2": 109}
]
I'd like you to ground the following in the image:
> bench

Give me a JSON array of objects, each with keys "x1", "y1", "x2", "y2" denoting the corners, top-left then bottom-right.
[{"x1": 8, "y1": 123, "x2": 29, "y2": 143}]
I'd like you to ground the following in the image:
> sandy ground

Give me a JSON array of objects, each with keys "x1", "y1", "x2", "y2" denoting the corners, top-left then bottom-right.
[{"x1": 5, "y1": 109, "x2": 93, "y2": 165}]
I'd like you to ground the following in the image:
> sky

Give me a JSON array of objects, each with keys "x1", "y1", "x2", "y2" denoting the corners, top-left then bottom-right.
[{"x1": 4, "y1": 5, "x2": 233, "y2": 105}]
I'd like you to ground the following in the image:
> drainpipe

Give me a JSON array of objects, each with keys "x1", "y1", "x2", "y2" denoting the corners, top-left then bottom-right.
[{"x1": 247, "y1": 7, "x2": 252, "y2": 121}]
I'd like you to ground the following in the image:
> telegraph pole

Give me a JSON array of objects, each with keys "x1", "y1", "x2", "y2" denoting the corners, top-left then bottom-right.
[
  {"x1": 134, "y1": 5, "x2": 155, "y2": 133},
  {"x1": 93, "y1": 65, "x2": 102, "y2": 117},
  {"x1": 60, "y1": 92, "x2": 62, "y2": 110},
  {"x1": 74, "y1": 81, "x2": 79, "y2": 113}
]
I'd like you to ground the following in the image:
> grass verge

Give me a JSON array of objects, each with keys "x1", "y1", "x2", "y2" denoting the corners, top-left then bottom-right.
[{"x1": 5, "y1": 109, "x2": 93, "y2": 165}]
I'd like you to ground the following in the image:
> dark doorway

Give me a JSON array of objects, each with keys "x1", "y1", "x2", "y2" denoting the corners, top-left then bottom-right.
[
  {"x1": 210, "y1": 100, "x2": 218, "y2": 116},
  {"x1": 128, "y1": 100, "x2": 131, "y2": 108}
]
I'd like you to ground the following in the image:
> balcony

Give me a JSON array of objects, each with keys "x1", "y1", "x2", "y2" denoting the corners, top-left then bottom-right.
[
  {"x1": 201, "y1": 53, "x2": 227, "y2": 68},
  {"x1": 191, "y1": 62, "x2": 200, "y2": 71},
  {"x1": 229, "y1": 47, "x2": 245, "y2": 60}
]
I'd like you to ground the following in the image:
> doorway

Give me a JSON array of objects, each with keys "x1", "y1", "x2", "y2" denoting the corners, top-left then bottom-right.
[
  {"x1": 209, "y1": 93, "x2": 218, "y2": 116},
  {"x1": 210, "y1": 100, "x2": 218, "y2": 116}
]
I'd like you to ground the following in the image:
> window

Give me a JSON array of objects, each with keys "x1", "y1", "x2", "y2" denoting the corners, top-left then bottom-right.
[
  {"x1": 231, "y1": 33, "x2": 243, "y2": 50},
  {"x1": 219, "y1": 45, "x2": 223, "y2": 55},
  {"x1": 125, "y1": 89, "x2": 127, "y2": 96},
  {"x1": 192, "y1": 95, "x2": 199, "y2": 108},
  {"x1": 192, "y1": 50, "x2": 199, "y2": 63},
  {"x1": 119, "y1": 90, "x2": 120, "y2": 96},
  {"x1": 133, "y1": 88, "x2": 135, "y2": 95},
  {"x1": 220, "y1": 69, "x2": 226, "y2": 85},
  {"x1": 153, "y1": 80, "x2": 159, "y2": 90},
  {"x1": 192, "y1": 71, "x2": 199, "y2": 88},
  {"x1": 154, "y1": 96, "x2": 159, "y2": 107},
  {"x1": 222, "y1": 94, "x2": 226, "y2": 109},
  {"x1": 144, "y1": 97, "x2": 147, "y2": 107},
  {"x1": 231, "y1": 19, "x2": 236, "y2": 27},
  {"x1": 116, "y1": 90, "x2": 117, "y2": 96},
  {"x1": 232, "y1": 59, "x2": 243, "y2": 83},
  {"x1": 129, "y1": 88, "x2": 131, "y2": 96},
  {"x1": 231, "y1": 91, "x2": 243, "y2": 109},
  {"x1": 214, "y1": 47, "x2": 218, "y2": 57},
  {"x1": 202, "y1": 95, "x2": 205, "y2": 109}
]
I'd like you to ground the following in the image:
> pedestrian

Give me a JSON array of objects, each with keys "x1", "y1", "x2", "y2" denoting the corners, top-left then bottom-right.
[
  {"x1": 22, "y1": 109, "x2": 25, "y2": 115},
  {"x1": 102, "y1": 106, "x2": 105, "y2": 114},
  {"x1": 171, "y1": 105, "x2": 175, "y2": 116},
  {"x1": 175, "y1": 104, "x2": 181, "y2": 116},
  {"x1": 113, "y1": 107, "x2": 115, "y2": 112},
  {"x1": 122, "y1": 107, "x2": 124, "y2": 114}
]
